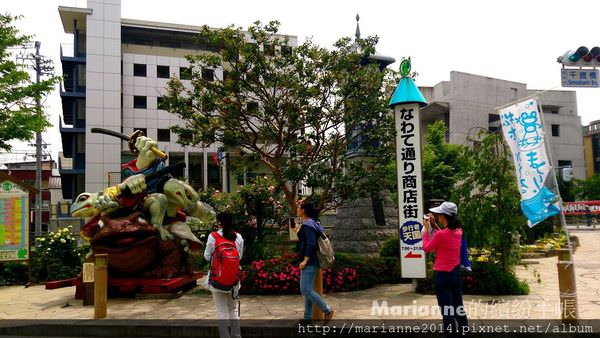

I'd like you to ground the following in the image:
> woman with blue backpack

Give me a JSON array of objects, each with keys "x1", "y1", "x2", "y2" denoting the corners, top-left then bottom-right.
[
  {"x1": 204, "y1": 212, "x2": 244, "y2": 338},
  {"x1": 423, "y1": 201, "x2": 469, "y2": 337},
  {"x1": 293, "y1": 200, "x2": 335, "y2": 322}
]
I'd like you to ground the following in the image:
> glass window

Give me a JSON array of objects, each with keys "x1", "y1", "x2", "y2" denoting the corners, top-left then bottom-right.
[
  {"x1": 134, "y1": 96, "x2": 147, "y2": 109},
  {"x1": 180, "y1": 67, "x2": 192, "y2": 80},
  {"x1": 133, "y1": 63, "x2": 147, "y2": 77},
  {"x1": 157, "y1": 65, "x2": 170, "y2": 79},
  {"x1": 202, "y1": 68, "x2": 214, "y2": 82},
  {"x1": 157, "y1": 129, "x2": 170, "y2": 142},
  {"x1": 551, "y1": 124, "x2": 560, "y2": 137}
]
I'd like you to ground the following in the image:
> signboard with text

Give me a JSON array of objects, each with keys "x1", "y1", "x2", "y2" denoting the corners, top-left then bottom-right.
[
  {"x1": 561, "y1": 68, "x2": 599, "y2": 88},
  {"x1": 0, "y1": 181, "x2": 29, "y2": 261},
  {"x1": 395, "y1": 103, "x2": 426, "y2": 278}
]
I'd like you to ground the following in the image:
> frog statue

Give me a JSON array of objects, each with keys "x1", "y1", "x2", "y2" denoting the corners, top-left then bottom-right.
[{"x1": 70, "y1": 136, "x2": 215, "y2": 279}]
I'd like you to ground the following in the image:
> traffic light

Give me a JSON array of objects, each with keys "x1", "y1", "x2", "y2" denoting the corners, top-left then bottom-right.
[
  {"x1": 562, "y1": 167, "x2": 574, "y2": 182},
  {"x1": 558, "y1": 46, "x2": 600, "y2": 67}
]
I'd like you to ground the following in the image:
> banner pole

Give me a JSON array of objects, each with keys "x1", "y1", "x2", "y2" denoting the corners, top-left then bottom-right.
[{"x1": 537, "y1": 100, "x2": 578, "y2": 322}]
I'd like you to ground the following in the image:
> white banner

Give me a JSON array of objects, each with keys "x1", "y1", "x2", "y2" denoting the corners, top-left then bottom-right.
[{"x1": 498, "y1": 99, "x2": 560, "y2": 226}]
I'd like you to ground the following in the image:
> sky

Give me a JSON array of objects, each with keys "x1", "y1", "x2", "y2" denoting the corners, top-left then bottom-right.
[{"x1": 3, "y1": 0, "x2": 599, "y2": 162}]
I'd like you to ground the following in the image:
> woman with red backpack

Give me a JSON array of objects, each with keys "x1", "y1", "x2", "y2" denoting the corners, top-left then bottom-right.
[{"x1": 204, "y1": 212, "x2": 244, "y2": 338}]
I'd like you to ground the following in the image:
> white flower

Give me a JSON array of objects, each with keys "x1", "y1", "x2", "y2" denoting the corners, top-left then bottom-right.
[{"x1": 60, "y1": 238, "x2": 67, "y2": 244}]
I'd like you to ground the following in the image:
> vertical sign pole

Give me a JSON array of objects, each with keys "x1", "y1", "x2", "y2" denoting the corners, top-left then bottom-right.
[{"x1": 388, "y1": 58, "x2": 428, "y2": 282}]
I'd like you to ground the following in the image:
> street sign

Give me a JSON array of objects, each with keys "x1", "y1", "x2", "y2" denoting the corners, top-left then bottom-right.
[
  {"x1": 561, "y1": 68, "x2": 599, "y2": 88},
  {"x1": 0, "y1": 180, "x2": 29, "y2": 261}
]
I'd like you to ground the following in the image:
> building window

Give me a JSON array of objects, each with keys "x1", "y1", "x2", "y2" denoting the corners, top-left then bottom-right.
[
  {"x1": 551, "y1": 124, "x2": 560, "y2": 137},
  {"x1": 157, "y1": 96, "x2": 165, "y2": 110},
  {"x1": 488, "y1": 114, "x2": 501, "y2": 133},
  {"x1": 133, "y1": 63, "x2": 147, "y2": 77},
  {"x1": 558, "y1": 160, "x2": 572, "y2": 168},
  {"x1": 134, "y1": 128, "x2": 147, "y2": 136},
  {"x1": 157, "y1": 129, "x2": 170, "y2": 142},
  {"x1": 247, "y1": 101, "x2": 259, "y2": 113},
  {"x1": 202, "y1": 68, "x2": 214, "y2": 82},
  {"x1": 157, "y1": 65, "x2": 170, "y2": 79},
  {"x1": 134, "y1": 96, "x2": 147, "y2": 109},
  {"x1": 263, "y1": 44, "x2": 275, "y2": 57},
  {"x1": 222, "y1": 70, "x2": 230, "y2": 82},
  {"x1": 180, "y1": 67, "x2": 192, "y2": 80},
  {"x1": 280, "y1": 45, "x2": 292, "y2": 56}
]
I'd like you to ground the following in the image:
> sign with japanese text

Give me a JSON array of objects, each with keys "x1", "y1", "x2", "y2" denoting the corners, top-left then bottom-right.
[
  {"x1": 394, "y1": 103, "x2": 426, "y2": 278},
  {"x1": 561, "y1": 68, "x2": 599, "y2": 88},
  {"x1": 0, "y1": 181, "x2": 29, "y2": 261},
  {"x1": 499, "y1": 99, "x2": 561, "y2": 226},
  {"x1": 563, "y1": 201, "x2": 600, "y2": 215}
]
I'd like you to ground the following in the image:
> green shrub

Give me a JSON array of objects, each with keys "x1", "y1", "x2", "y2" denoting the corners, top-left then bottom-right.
[
  {"x1": 0, "y1": 262, "x2": 29, "y2": 285},
  {"x1": 416, "y1": 261, "x2": 529, "y2": 295},
  {"x1": 379, "y1": 236, "x2": 399, "y2": 258},
  {"x1": 30, "y1": 227, "x2": 85, "y2": 282}
]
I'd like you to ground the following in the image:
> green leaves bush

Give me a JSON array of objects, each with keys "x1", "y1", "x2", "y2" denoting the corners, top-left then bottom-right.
[{"x1": 30, "y1": 227, "x2": 85, "y2": 282}]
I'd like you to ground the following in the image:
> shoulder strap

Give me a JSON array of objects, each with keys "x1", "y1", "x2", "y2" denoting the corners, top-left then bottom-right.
[{"x1": 211, "y1": 231, "x2": 222, "y2": 241}]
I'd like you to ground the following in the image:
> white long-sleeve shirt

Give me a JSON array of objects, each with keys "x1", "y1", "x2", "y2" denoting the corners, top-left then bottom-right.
[{"x1": 204, "y1": 230, "x2": 244, "y2": 293}]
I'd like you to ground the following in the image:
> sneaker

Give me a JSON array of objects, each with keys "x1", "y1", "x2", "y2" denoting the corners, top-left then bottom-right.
[{"x1": 324, "y1": 308, "x2": 335, "y2": 323}]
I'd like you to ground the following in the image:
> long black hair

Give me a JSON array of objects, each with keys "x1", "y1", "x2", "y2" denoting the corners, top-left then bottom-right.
[
  {"x1": 446, "y1": 214, "x2": 462, "y2": 230},
  {"x1": 300, "y1": 200, "x2": 320, "y2": 220},
  {"x1": 217, "y1": 212, "x2": 237, "y2": 241}
]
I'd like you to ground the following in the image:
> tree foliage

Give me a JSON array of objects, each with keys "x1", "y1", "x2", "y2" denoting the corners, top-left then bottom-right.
[
  {"x1": 451, "y1": 129, "x2": 525, "y2": 272},
  {"x1": 422, "y1": 120, "x2": 462, "y2": 201},
  {"x1": 575, "y1": 173, "x2": 600, "y2": 201},
  {"x1": 162, "y1": 21, "x2": 398, "y2": 213},
  {"x1": 0, "y1": 14, "x2": 58, "y2": 152}
]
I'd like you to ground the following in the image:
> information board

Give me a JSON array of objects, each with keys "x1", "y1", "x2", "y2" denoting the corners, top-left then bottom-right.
[{"x1": 0, "y1": 180, "x2": 29, "y2": 261}]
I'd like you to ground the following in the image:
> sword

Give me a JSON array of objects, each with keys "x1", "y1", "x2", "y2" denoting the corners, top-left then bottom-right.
[{"x1": 91, "y1": 127, "x2": 168, "y2": 160}]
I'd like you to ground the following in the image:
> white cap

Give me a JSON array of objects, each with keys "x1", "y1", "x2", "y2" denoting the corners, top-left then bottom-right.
[{"x1": 429, "y1": 201, "x2": 457, "y2": 216}]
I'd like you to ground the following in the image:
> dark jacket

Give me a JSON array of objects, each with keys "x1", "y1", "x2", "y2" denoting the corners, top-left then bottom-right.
[{"x1": 297, "y1": 218, "x2": 324, "y2": 266}]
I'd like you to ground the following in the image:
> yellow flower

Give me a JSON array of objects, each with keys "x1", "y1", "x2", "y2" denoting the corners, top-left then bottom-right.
[{"x1": 60, "y1": 238, "x2": 67, "y2": 244}]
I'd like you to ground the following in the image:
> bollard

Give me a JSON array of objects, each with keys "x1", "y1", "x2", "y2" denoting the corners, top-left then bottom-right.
[
  {"x1": 311, "y1": 268, "x2": 324, "y2": 320},
  {"x1": 556, "y1": 249, "x2": 578, "y2": 323},
  {"x1": 94, "y1": 254, "x2": 108, "y2": 319}
]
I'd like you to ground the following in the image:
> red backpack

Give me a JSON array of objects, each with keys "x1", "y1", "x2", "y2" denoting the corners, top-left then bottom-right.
[{"x1": 209, "y1": 231, "x2": 241, "y2": 291}]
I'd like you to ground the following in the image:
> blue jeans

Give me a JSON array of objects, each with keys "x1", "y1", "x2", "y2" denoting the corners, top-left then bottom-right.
[
  {"x1": 300, "y1": 265, "x2": 330, "y2": 320},
  {"x1": 434, "y1": 266, "x2": 468, "y2": 337}
]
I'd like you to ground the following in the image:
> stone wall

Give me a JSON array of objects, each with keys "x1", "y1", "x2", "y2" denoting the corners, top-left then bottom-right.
[{"x1": 329, "y1": 192, "x2": 398, "y2": 256}]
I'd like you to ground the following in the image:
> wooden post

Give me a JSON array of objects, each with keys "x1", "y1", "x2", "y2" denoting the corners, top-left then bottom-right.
[
  {"x1": 557, "y1": 249, "x2": 577, "y2": 322},
  {"x1": 311, "y1": 268, "x2": 324, "y2": 320},
  {"x1": 82, "y1": 262, "x2": 95, "y2": 306},
  {"x1": 94, "y1": 254, "x2": 108, "y2": 319}
]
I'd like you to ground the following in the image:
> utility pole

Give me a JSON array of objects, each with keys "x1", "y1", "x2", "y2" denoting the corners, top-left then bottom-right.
[
  {"x1": 34, "y1": 41, "x2": 42, "y2": 238},
  {"x1": 17, "y1": 41, "x2": 54, "y2": 237}
]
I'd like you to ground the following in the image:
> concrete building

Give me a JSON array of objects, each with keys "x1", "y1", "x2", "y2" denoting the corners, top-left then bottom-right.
[
  {"x1": 583, "y1": 120, "x2": 600, "y2": 177},
  {"x1": 58, "y1": 0, "x2": 297, "y2": 200},
  {"x1": 420, "y1": 71, "x2": 586, "y2": 179}
]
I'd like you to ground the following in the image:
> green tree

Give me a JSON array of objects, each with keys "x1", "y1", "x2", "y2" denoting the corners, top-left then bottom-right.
[
  {"x1": 162, "y1": 21, "x2": 398, "y2": 214},
  {"x1": 451, "y1": 129, "x2": 525, "y2": 272},
  {"x1": 422, "y1": 120, "x2": 463, "y2": 201},
  {"x1": 575, "y1": 173, "x2": 600, "y2": 201},
  {"x1": 0, "y1": 14, "x2": 58, "y2": 151}
]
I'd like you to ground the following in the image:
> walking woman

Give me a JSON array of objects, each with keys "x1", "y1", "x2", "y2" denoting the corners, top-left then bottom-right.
[
  {"x1": 293, "y1": 200, "x2": 335, "y2": 322},
  {"x1": 204, "y1": 212, "x2": 244, "y2": 338},
  {"x1": 423, "y1": 201, "x2": 468, "y2": 337}
]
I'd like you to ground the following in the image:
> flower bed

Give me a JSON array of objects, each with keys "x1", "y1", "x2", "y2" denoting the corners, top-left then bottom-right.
[{"x1": 240, "y1": 253, "x2": 405, "y2": 294}]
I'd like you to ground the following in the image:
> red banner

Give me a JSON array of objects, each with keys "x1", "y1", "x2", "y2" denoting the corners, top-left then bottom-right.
[{"x1": 563, "y1": 201, "x2": 600, "y2": 215}]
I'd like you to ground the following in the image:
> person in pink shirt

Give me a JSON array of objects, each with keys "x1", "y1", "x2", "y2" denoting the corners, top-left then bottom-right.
[{"x1": 423, "y1": 201, "x2": 468, "y2": 337}]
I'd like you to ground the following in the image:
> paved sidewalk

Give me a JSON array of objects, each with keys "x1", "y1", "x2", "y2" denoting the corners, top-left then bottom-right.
[{"x1": 1, "y1": 231, "x2": 598, "y2": 321}]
